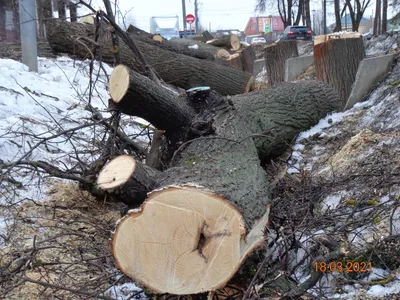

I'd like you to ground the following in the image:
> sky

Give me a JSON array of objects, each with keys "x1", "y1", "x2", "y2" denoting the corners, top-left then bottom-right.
[{"x1": 85, "y1": 0, "x2": 395, "y2": 33}]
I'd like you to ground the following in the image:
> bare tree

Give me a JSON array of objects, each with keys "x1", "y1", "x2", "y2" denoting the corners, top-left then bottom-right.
[
  {"x1": 345, "y1": 0, "x2": 371, "y2": 31},
  {"x1": 382, "y1": 0, "x2": 387, "y2": 32},
  {"x1": 256, "y1": 0, "x2": 294, "y2": 27},
  {"x1": 333, "y1": 0, "x2": 342, "y2": 32},
  {"x1": 373, "y1": 0, "x2": 381, "y2": 35}
]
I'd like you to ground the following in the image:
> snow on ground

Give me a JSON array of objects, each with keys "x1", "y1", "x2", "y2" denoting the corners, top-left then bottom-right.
[
  {"x1": 365, "y1": 33, "x2": 399, "y2": 56},
  {"x1": 0, "y1": 57, "x2": 148, "y2": 298},
  {"x1": 282, "y1": 50, "x2": 400, "y2": 299}
]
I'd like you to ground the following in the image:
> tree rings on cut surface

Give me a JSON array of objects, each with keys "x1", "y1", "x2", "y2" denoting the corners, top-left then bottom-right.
[
  {"x1": 112, "y1": 186, "x2": 249, "y2": 295},
  {"x1": 96, "y1": 155, "x2": 136, "y2": 189},
  {"x1": 109, "y1": 65, "x2": 130, "y2": 103}
]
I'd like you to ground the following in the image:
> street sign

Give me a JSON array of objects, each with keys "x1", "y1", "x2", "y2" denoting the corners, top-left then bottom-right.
[{"x1": 186, "y1": 14, "x2": 195, "y2": 24}]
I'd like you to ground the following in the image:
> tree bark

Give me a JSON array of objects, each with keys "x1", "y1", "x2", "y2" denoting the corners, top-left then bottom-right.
[
  {"x1": 304, "y1": 0, "x2": 311, "y2": 29},
  {"x1": 202, "y1": 30, "x2": 214, "y2": 41},
  {"x1": 240, "y1": 45, "x2": 256, "y2": 74},
  {"x1": 230, "y1": 80, "x2": 342, "y2": 161},
  {"x1": 314, "y1": 36, "x2": 366, "y2": 108},
  {"x1": 382, "y1": 0, "x2": 387, "y2": 33},
  {"x1": 334, "y1": 0, "x2": 342, "y2": 32},
  {"x1": 264, "y1": 41, "x2": 298, "y2": 86},
  {"x1": 168, "y1": 37, "x2": 233, "y2": 58},
  {"x1": 108, "y1": 71, "x2": 341, "y2": 296},
  {"x1": 294, "y1": 0, "x2": 304, "y2": 25},
  {"x1": 45, "y1": 19, "x2": 255, "y2": 96},
  {"x1": 69, "y1": 2, "x2": 77, "y2": 22},
  {"x1": 0, "y1": 0, "x2": 6, "y2": 42},
  {"x1": 126, "y1": 25, "x2": 215, "y2": 61},
  {"x1": 206, "y1": 34, "x2": 241, "y2": 50},
  {"x1": 111, "y1": 89, "x2": 271, "y2": 295},
  {"x1": 109, "y1": 65, "x2": 195, "y2": 134},
  {"x1": 109, "y1": 65, "x2": 342, "y2": 163},
  {"x1": 57, "y1": 0, "x2": 66, "y2": 19}
]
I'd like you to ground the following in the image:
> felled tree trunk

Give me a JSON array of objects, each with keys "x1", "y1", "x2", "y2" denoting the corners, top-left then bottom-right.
[
  {"x1": 264, "y1": 41, "x2": 298, "y2": 85},
  {"x1": 314, "y1": 35, "x2": 366, "y2": 107},
  {"x1": 46, "y1": 19, "x2": 254, "y2": 96},
  {"x1": 109, "y1": 65, "x2": 341, "y2": 164},
  {"x1": 107, "y1": 66, "x2": 341, "y2": 295},
  {"x1": 111, "y1": 90, "x2": 271, "y2": 295},
  {"x1": 206, "y1": 34, "x2": 241, "y2": 50},
  {"x1": 168, "y1": 37, "x2": 235, "y2": 58},
  {"x1": 126, "y1": 25, "x2": 215, "y2": 60}
]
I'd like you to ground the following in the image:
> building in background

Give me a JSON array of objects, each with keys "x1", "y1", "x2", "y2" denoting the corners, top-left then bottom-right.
[
  {"x1": 330, "y1": 15, "x2": 373, "y2": 34},
  {"x1": 244, "y1": 16, "x2": 284, "y2": 41}
]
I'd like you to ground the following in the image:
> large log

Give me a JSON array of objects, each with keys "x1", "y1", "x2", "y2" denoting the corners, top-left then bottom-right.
[
  {"x1": 206, "y1": 34, "x2": 241, "y2": 50},
  {"x1": 111, "y1": 88, "x2": 271, "y2": 295},
  {"x1": 168, "y1": 37, "x2": 233, "y2": 57},
  {"x1": 230, "y1": 80, "x2": 342, "y2": 160},
  {"x1": 46, "y1": 19, "x2": 254, "y2": 96},
  {"x1": 126, "y1": 24, "x2": 215, "y2": 61},
  {"x1": 110, "y1": 65, "x2": 342, "y2": 163},
  {"x1": 106, "y1": 67, "x2": 342, "y2": 295},
  {"x1": 264, "y1": 41, "x2": 298, "y2": 85},
  {"x1": 314, "y1": 34, "x2": 366, "y2": 108}
]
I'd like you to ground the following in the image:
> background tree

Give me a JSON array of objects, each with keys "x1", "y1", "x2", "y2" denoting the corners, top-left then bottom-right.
[
  {"x1": 382, "y1": 0, "x2": 387, "y2": 32},
  {"x1": 373, "y1": 0, "x2": 381, "y2": 35},
  {"x1": 345, "y1": 0, "x2": 371, "y2": 31},
  {"x1": 256, "y1": 0, "x2": 293, "y2": 27},
  {"x1": 333, "y1": 0, "x2": 342, "y2": 32}
]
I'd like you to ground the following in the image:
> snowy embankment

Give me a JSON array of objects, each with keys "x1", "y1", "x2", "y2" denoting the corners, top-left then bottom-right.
[
  {"x1": 0, "y1": 57, "x2": 148, "y2": 299},
  {"x1": 283, "y1": 54, "x2": 400, "y2": 298}
]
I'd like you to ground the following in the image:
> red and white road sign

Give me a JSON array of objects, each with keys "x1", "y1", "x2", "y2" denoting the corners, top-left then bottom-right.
[{"x1": 186, "y1": 14, "x2": 195, "y2": 24}]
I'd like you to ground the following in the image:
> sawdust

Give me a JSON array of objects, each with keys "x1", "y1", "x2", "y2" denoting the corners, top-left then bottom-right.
[
  {"x1": 321, "y1": 129, "x2": 400, "y2": 177},
  {"x1": 0, "y1": 180, "x2": 126, "y2": 299}
]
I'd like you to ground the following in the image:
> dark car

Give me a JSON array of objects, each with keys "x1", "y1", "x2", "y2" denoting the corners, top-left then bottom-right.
[{"x1": 281, "y1": 26, "x2": 313, "y2": 41}]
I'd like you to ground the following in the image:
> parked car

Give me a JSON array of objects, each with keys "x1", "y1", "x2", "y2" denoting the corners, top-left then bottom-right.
[
  {"x1": 281, "y1": 26, "x2": 313, "y2": 41},
  {"x1": 251, "y1": 37, "x2": 267, "y2": 45}
]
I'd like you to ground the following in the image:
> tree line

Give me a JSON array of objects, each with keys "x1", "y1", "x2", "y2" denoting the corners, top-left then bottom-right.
[{"x1": 256, "y1": 0, "x2": 398, "y2": 35}]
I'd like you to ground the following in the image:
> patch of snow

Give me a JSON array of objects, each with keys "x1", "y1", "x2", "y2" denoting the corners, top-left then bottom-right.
[
  {"x1": 255, "y1": 67, "x2": 267, "y2": 83},
  {"x1": 296, "y1": 112, "x2": 348, "y2": 142},
  {"x1": 0, "y1": 57, "x2": 148, "y2": 241},
  {"x1": 104, "y1": 282, "x2": 147, "y2": 299},
  {"x1": 188, "y1": 44, "x2": 199, "y2": 50},
  {"x1": 320, "y1": 191, "x2": 347, "y2": 213}
]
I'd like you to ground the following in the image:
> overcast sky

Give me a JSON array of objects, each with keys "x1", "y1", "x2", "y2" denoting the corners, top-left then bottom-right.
[{"x1": 85, "y1": 0, "x2": 391, "y2": 33}]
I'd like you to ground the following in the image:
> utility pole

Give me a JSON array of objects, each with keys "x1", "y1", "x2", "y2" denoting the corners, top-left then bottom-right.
[
  {"x1": 182, "y1": 0, "x2": 187, "y2": 38},
  {"x1": 194, "y1": 0, "x2": 199, "y2": 33},
  {"x1": 19, "y1": 0, "x2": 38, "y2": 72}
]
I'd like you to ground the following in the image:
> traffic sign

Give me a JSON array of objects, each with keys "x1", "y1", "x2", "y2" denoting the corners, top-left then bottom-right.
[{"x1": 186, "y1": 14, "x2": 195, "y2": 24}]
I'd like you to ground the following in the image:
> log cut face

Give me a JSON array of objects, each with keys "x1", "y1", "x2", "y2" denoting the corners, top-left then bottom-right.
[
  {"x1": 96, "y1": 155, "x2": 160, "y2": 206},
  {"x1": 231, "y1": 81, "x2": 342, "y2": 160},
  {"x1": 46, "y1": 19, "x2": 254, "y2": 96},
  {"x1": 113, "y1": 187, "x2": 250, "y2": 294},
  {"x1": 109, "y1": 65, "x2": 195, "y2": 134},
  {"x1": 111, "y1": 90, "x2": 271, "y2": 295}
]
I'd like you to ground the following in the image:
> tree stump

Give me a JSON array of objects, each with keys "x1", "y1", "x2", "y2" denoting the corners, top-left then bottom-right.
[
  {"x1": 264, "y1": 41, "x2": 298, "y2": 85},
  {"x1": 314, "y1": 34, "x2": 366, "y2": 108}
]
